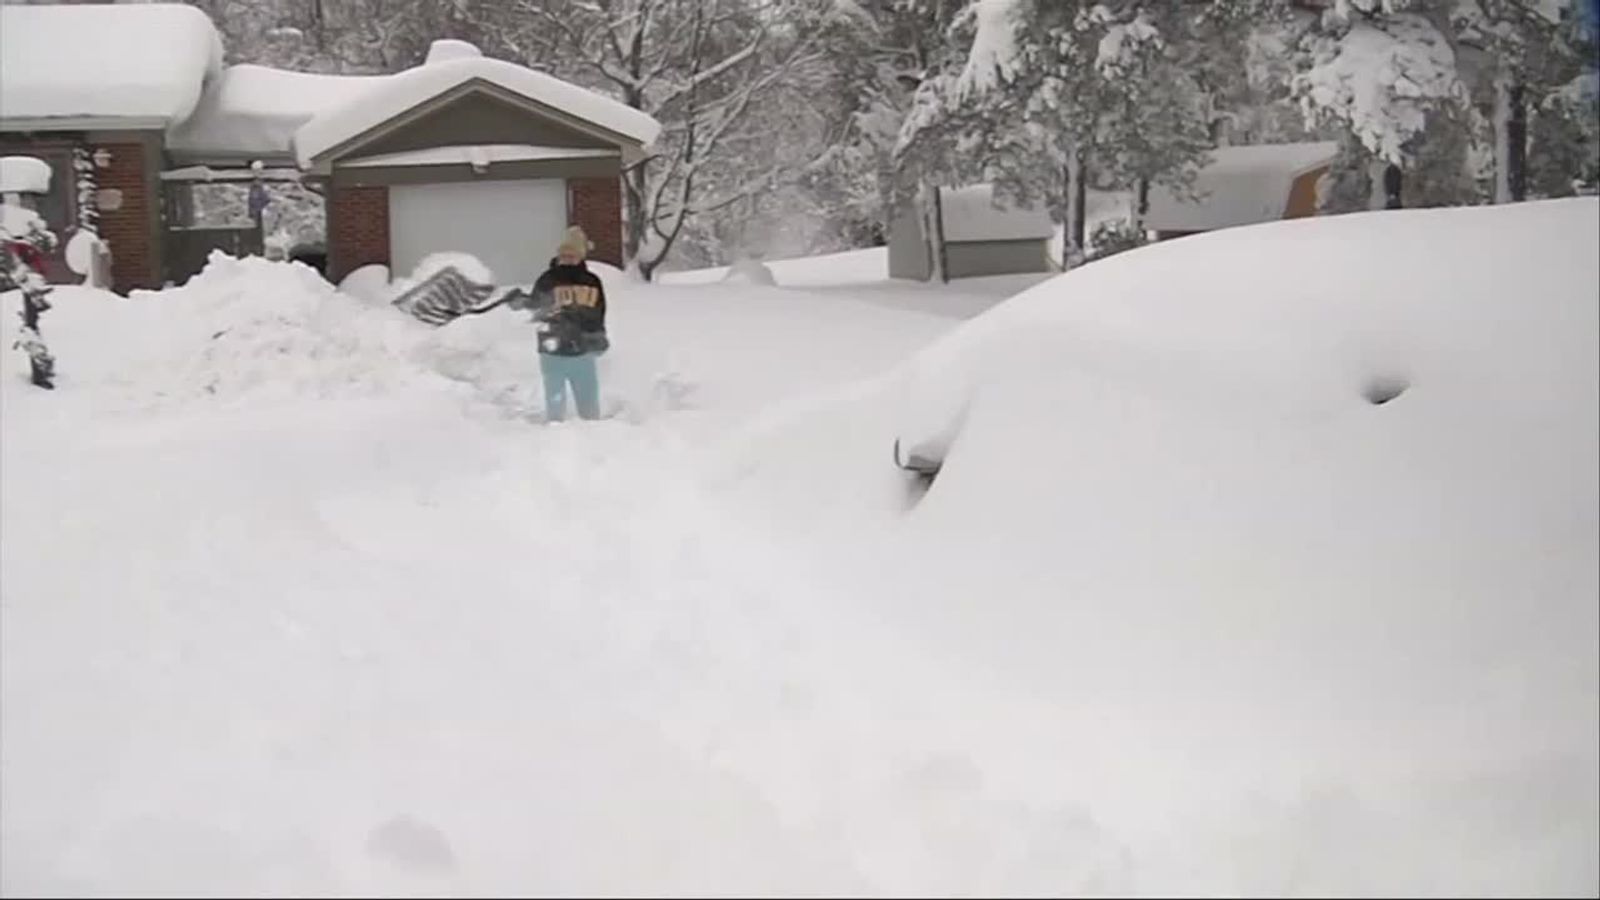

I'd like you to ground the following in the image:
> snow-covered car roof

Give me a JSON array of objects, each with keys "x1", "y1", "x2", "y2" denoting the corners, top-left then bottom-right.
[{"x1": 0, "y1": 3, "x2": 224, "y2": 128}]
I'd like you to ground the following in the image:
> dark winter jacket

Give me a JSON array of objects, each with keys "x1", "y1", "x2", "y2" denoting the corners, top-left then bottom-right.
[{"x1": 530, "y1": 257, "x2": 608, "y2": 357}]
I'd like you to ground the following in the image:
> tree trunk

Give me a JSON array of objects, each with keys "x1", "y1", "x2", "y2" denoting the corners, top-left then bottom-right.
[
  {"x1": 918, "y1": 182, "x2": 948, "y2": 283},
  {"x1": 623, "y1": 166, "x2": 649, "y2": 268},
  {"x1": 1508, "y1": 82, "x2": 1527, "y2": 202},
  {"x1": 1493, "y1": 73, "x2": 1528, "y2": 204},
  {"x1": 1062, "y1": 150, "x2": 1086, "y2": 269},
  {"x1": 1383, "y1": 164, "x2": 1403, "y2": 209}
]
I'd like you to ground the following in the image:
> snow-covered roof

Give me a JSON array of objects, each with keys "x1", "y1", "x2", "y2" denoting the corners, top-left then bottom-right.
[
  {"x1": 341, "y1": 144, "x2": 619, "y2": 168},
  {"x1": 939, "y1": 184, "x2": 1054, "y2": 243},
  {"x1": 0, "y1": 3, "x2": 223, "y2": 127},
  {"x1": 0, "y1": 156, "x2": 53, "y2": 195},
  {"x1": 1145, "y1": 142, "x2": 1340, "y2": 232},
  {"x1": 166, "y1": 65, "x2": 387, "y2": 163},
  {"x1": 293, "y1": 44, "x2": 662, "y2": 168}
]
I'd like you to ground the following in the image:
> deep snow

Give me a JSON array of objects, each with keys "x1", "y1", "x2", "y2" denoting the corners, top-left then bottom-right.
[
  {"x1": 2, "y1": 200, "x2": 1597, "y2": 897},
  {"x1": 0, "y1": 3, "x2": 223, "y2": 125}
]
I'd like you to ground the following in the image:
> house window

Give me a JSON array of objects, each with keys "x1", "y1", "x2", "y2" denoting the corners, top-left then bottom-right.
[{"x1": 28, "y1": 149, "x2": 77, "y2": 238}]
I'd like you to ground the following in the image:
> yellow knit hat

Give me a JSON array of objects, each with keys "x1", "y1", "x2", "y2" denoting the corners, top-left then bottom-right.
[{"x1": 558, "y1": 225, "x2": 589, "y2": 260}]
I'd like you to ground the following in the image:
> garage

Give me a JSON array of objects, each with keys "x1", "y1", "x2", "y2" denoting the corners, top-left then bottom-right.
[
  {"x1": 278, "y1": 39, "x2": 660, "y2": 282},
  {"x1": 388, "y1": 178, "x2": 567, "y2": 286}
]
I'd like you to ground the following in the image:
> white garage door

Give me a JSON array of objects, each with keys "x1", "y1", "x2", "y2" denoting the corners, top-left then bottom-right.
[{"x1": 388, "y1": 179, "x2": 568, "y2": 287}]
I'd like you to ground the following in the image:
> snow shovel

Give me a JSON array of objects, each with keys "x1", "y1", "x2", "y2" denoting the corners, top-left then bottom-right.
[{"x1": 392, "y1": 265, "x2": 511, "y2": 326}]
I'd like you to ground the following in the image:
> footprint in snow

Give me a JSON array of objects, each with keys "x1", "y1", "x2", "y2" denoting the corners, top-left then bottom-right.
[{"x1": 364, "y1": 814, "x2": 458, "y2": 874}]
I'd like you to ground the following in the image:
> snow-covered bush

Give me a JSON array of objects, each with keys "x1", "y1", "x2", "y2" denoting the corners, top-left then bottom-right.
[
  {"x1": 721, "y1": 257, "x2": 778, "y2": 286},
  {"x1": 1, "y1": 192, "x2": 58, "y2": 388},
  {"x1": 1086, "y1": 219, "x2": 1149, "y2": 262}
]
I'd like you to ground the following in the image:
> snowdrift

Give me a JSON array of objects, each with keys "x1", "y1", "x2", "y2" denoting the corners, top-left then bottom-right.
[
  {"x1": 1, "y1": 202, "x2": 1593, "y2": 896},
  {"x1": 711, "y1": 198, "x2": 1600, "y2": 895},
  {"x1": 1, "y1": 249, "x2": 952, "y2": 427}
]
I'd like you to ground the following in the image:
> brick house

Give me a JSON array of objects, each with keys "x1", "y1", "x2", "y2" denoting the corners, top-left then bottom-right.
[
  {"x1": 1, "y1": 5, "x2": 658, "y2": 293},
  {"x1": 0, "y1": 3, "x2": 221, "y2": 291}
]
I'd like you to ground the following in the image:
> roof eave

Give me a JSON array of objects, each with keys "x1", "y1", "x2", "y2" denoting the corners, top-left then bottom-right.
[
  {"x1": 297, "y1": 78, "x2": 649, "y2": 171},
  {"x1": 1, "y1": 115, "x2": 172, "y2": 133}
]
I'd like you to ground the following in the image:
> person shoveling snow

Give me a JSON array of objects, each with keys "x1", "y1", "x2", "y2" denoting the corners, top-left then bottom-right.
[{"x1": 527, "y1": 226, "x2": 609, "y2": 422}]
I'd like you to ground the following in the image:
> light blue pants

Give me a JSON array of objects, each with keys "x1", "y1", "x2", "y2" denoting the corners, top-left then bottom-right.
[{"x1": 539, "y1": 353, "x2": 601, "y2": 422}]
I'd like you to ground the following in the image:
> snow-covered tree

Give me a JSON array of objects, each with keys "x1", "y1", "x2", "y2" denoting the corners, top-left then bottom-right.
[
  {"x1": 1529, "y1": 70, "x2": 1600, "y2": 194},
  {"x1": 945, "y1": 0, "x2": 1224, "y2": 267},
  {"x1": 1, "y1": 197, "x2": 59, "y2": 389},
  {"x1": 1292, "y1": 0, "x2": 1597, "y2": 205},
  {"x1": 813, "y1": 0, "x2": 969, "y2": 252},
  {"x1": 1293, "y1": 6, "x2": 1468, "y2": 167},
  {"x1": 1443, "y1": 0, "x2": 1595, "y2": 202}
]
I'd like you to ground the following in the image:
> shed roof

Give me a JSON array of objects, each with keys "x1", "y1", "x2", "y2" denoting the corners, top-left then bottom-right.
[
  {"x1": 0, "y1": 3, "x2": 223, "y2": 128},
  {"x1": 1145, "y1": 142, "x2": 1340, "y2": 232},
  {"x1": 940, "y1": 184, "x2": 1054, "y2": 243}
]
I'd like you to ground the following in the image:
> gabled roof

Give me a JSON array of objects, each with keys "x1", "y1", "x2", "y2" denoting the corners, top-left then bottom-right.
[
  {"x1": 0, "y1": 3, "x2": 223, "y2": 128},
  {"x1": 1145, "y1": 142, "x2": 1340, "y2": 232},
  {"x1": 292, "y1": 48, "x2": 661, "y2": 168}
]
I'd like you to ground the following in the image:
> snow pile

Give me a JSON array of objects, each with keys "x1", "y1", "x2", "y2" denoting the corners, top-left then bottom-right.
[
  {"x1": 708, "y1": 198, "x2": 1600, "y2": 894},
  {"x1": 0, "y1": 156, "x2": 52, "y2": 195},
  {"x1": 665, "y1": 248, "x2": 889, "y2": 286},
  {"x1": 2, "y1": 256, "x2": 437, "y2": 411},
  {"x1": 337, "y1": 264, "x2": 393, "y2": 306},
  {"x1": 409, "y1": 252, "x2": 494, "y2": 287},
  {"x1": 423, "y1": 38, "x2": 483, "y2": 65},
  {"x1": 0, "y1": 3, "x2": 223, "y2": 124},
  {"x1": 2, "y1": 250, "x2": 951, "y2": 430},
  {"x1": 720, "y1": 258, "x2": 777, "y2": 286},
  {"x1": 0, "y1": 203, "x2": 50, "y2": 240}
]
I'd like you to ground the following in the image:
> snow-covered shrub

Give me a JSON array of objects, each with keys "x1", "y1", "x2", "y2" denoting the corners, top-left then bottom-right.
[
  {"x1": 1086, "y1": 219, "x2": 1149, "y2": 262},
  {"x1": 722, "y1": 258, "x2": 778, "y2": 286}
]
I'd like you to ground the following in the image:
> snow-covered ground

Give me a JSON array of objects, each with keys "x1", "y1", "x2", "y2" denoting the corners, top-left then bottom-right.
[
  {"x1": 661, "y1": 246, "x2": 1052, "y2": 319},
  {"x1": 3, "y1": 200, "x2": 1597, "y2": 896}
]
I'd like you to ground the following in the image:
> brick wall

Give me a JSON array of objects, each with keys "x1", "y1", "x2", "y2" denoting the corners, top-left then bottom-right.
[
  {"x1": 94, "y1": 141, "x2": 157, "y2": 292},
  {"x1": 568, "y1": 178, "x2": 622, "y2": 267},
  {"x1": 0, "y1": 135, "x2": 157, "y2": 292},
  {"x1": 329, "y1": 185, "x2": 390, "y2": 281}
]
